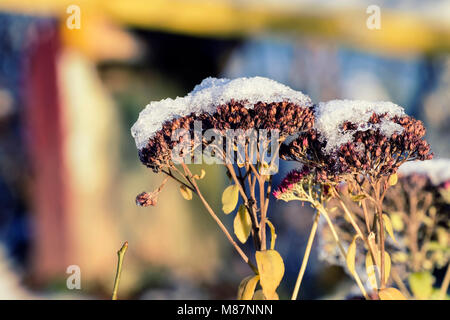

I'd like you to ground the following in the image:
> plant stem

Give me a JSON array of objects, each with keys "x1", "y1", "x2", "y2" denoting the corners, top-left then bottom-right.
[
  {"x1": 259, "y1": 177, "x2": 267, "y2": 250},
  {"x1": 162, "y1": 168, "x2": 195, "y2": 192},
  {"x1": 439, "y1": 263, "x2": 450, "y2": 300},
  {"x1": 227, "y1": 163, "x2": 261, "y2": 250},
  {"x1": 112, "y1": 241, "x2": 128, "y2": 300},
  {"x1": 338, "y1": 198, "x2": 378, "y2": 268},
  {"x1": 315, "y1": 204, "x2": 369, "y2": 299},
  {"x1": 291, "y1": 211, "x2": 320, "y2": 300},
  {"x1": 391, "y1": 267, "x2": 412, "y2": 299},
  {"x1": 181, "y1": 163, "x2": 257, "y2": 273},
  {"x1": 372, "y1": 180, "x2": 386, "y2": 288}
]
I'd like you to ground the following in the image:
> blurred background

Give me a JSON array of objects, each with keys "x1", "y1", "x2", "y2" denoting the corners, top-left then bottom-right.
[{"x1": 0, "y1": 0, "x2": 448, "y2": 299}]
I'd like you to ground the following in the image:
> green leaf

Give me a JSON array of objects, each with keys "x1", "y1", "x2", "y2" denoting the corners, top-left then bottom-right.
[
  {"x1": 255, "y1": 250, "x2": 285, "y2": 300},
  {"x1": 222, "y1": 184, "x2": 240, "y2": 214},
  {"x1": 379, "y1": 288, "x2": 407, "y2": 300},
  {"x1": 408, "y1": 271, "x2": 434, "y2": 300},
  {"x1": 383, "y1": 214, "x2": 397, "y2": 243},
  {"x1": 234, "y1": 205, "x2": 252, "y2": 243},
  {"x1": 237, "y1": 275, "x2": 260, "y2": 300},
  {"x1": 179, "y1": 185, "x2": 192, "y2": 200}
]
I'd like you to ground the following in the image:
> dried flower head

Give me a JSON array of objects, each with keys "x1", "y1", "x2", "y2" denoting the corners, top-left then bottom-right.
[
  {"x1": 282, "y1": 100, "x2": 433, "y2": 179},
  {"x1": 131, "y1": 77, "x2": 314, "y2": 172}
]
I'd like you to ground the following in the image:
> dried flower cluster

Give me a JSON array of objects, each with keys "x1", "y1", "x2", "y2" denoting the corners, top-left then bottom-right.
[
  {"x1": 281, "y1": 112, "x2": 433, "y2": 181},
  {"x1": 138, "y1": 100, "x2": 314, "y2": 172}
]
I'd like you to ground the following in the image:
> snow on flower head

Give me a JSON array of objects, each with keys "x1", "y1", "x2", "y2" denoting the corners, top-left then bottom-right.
[
  {"x1": 314, "y1": 100, "x2": 405, "y2": 155},
  {"x1": 131, "y1": 76, "x2": 313, "y2": 150},
  {"x1": 398, "y1": 158, "x2": 450, "y2": 187},
  {"x1": 283, "y1": 99, "x2": 433, "y2": 178},
  {"x1": 131, "y1": 77, "x2": 314, "y2": 172}
]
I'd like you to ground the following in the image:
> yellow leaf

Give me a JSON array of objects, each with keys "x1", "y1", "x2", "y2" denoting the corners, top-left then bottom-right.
[
  {"x1": 366, "y1": 251, "x2": 391, "y2": 289},
  {"x1": 255, "y1": 250, "x2": 285, "y2": 300},
  {"x1": 379, "y1": 288, "x2": 407, "y2": 300},
  {"x1": 388, "y1": 173, "x2": 398, "y2": 186},
  {"x1": 383, "y1": 214, "x2": 397, "y2": 243},
  {"x1": 252, "y1": 289, "x2": 279, "y2": 300},
  {"x1": 193, "y1": 169, "x2": 206, "y2": 180},
  {"x1": 436, "y1": 227, "x2": 448, "y2": 247},
  {"x1": 179, "y1": 185, "x2": 192, "y2": 200},
  {"x1": 237, "y1": 275, "x2": 260, "y2": 300},
  {"x1": 329, "y1": 207, "x2": 338, "y2": 213},
  {"x1": 390, "y1": 213, "x2": 404, "y2": 231},
  {"x1": 234, "y1": 205, "x2": 252, "y2": 243},
  {"x1": 351, "y1": 194, "x2": 366, "y2": 202},
  {"x1": 346, "y1": 235, "x2": 359, "y2": 276},
  {"x1": 384, "y1": 252, "x2": 391, "y2": 284},
  {"x1": 266, "y1": 220, "x2": 277, "y2": 250},
  {"x1": 408, "y1": 272, "x2": 434, "y2": 300},
  {"x1": 222, "y1": 184, "x2": 240, "y2": 214}
]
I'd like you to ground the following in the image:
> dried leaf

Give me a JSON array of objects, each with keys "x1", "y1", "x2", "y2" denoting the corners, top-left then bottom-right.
[
  {"x1": 237, "y1": 275, "x2": 260, "y2": 300},
  {"x1": 234, "y1": 205, "x2": 252, "y2": 243},
  {"x1": 255, "y1": 250, "x2": 285, "y2": 300},
  {"x1": 179, "y1": 185, "x2": 192, "y2": 200},
  {"x1": 222, "y1": 184, "x2": 240, "y2": 214},
  {"x1": 379, "y1": 288, "x2": 407, "y2": 300},
  {"x1": 383, "y1": 214, "x2": 397, "y2": 243}
]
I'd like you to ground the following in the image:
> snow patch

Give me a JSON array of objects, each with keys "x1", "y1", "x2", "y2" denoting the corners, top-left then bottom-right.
[
  {"x1": 399, "y1": 159, "x2": 450, "y2": 186},
  {"x1": 314, "y1": 100, "x2": 405, "y2": 154},
  {"x1": 131, "y1": 77, "x2": 313, "y2": 150}
]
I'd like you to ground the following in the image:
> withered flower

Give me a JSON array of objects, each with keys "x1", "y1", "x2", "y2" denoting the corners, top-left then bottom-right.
[
  {"x1": 131, "y1": 77, "x2": 314, "y2": 172},
  {"x1": 281, "y1": 100, "x2": 433, "y2": 179}
]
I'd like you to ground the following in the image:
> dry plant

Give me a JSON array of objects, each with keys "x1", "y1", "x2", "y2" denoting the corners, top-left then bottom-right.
[{"x1": 130, "y1": 78, "x2": 446, "y2": 300}]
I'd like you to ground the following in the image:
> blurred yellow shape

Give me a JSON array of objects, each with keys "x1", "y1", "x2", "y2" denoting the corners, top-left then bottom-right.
[{"x1": 0, "y1": 0, "x2": 448, "y2": 56}]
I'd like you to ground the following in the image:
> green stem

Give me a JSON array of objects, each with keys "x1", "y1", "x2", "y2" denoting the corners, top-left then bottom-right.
[{"x1": 112, "y1": 241, "x2": 128, "y2": 300}]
